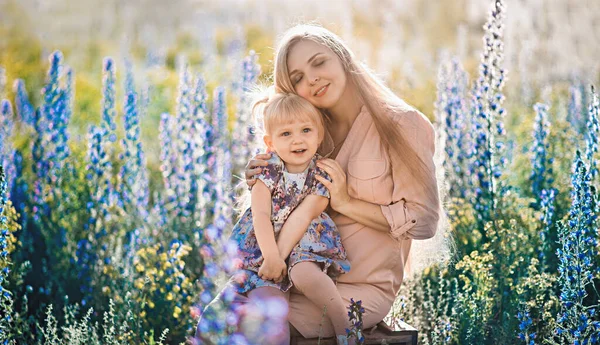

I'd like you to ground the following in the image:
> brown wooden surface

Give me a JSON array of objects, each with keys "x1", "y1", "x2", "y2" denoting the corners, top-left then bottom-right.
[{"x1": 290, "y1": 320, "x2": 418, "y2": 345}]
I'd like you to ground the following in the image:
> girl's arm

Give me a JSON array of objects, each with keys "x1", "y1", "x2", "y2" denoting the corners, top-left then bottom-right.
[
  {"x1": 251, "y1": 179, "x2": 280, "y2": 261},
  {"x1": 276, "y1": 194, "x2": 329, "y2": 259}
]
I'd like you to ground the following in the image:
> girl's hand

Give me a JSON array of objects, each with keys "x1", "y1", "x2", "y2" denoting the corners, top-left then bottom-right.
[
  {"x1": 316, "y1": 158, "x2": 353, "y2": 212},
  {"x1": 258, "y1": 256, "x2": 287, "y2": 283},
  {"x1": 245, "y1": 153, "x2": 272, "y2": 188}
]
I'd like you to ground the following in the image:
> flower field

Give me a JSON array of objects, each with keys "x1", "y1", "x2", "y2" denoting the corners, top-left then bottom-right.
[{"x1": 0, "y1": 0, "x2": 599, "y2": 344}]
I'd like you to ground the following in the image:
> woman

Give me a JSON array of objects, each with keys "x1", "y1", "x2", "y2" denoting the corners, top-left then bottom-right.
[{"x1": 197, "y1": 24, "x2": 440, "y2": 343}]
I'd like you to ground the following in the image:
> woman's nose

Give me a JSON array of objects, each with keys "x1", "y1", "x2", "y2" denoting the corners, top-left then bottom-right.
[{"x1": 308, "y1": 75, "x2": 320, "y2": 85}]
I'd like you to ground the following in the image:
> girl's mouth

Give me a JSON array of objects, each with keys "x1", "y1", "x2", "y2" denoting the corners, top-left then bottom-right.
[{"x1": 292, "y1": 149, "x2": 307, "y2": 154}]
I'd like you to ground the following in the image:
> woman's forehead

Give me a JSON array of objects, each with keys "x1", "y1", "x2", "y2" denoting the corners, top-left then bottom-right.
[{"x1": 287, "y1": 40, "x2": 330, "y2": 71}]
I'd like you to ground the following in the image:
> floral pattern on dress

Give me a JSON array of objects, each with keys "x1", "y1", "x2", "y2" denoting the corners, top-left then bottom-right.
[{"x1": 230, "y1": 153, "x2": 350, "y2": 294}]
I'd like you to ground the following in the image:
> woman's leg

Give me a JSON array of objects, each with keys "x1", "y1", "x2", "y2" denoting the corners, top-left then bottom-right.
[
  {"x1": 244, "y1": 286, "x2": 290, "y2": 345},
  {"x1": 289, "y1": 262, "x2": 354, "y2": 344}
]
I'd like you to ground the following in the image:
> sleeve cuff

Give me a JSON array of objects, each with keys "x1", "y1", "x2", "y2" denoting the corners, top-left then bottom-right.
[{"x1": 381, "y1": 199, "x2": 418, "y2": 241}]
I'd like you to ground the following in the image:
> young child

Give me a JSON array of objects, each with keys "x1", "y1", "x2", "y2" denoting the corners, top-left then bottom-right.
[{"x1": 231, "y1": 92, "x2": 354, "y2": 345}]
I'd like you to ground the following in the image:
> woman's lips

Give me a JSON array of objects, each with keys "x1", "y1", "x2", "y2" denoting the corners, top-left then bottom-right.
[{"x1": 314, "y1": 84, "x2": 329, "y2": 97}]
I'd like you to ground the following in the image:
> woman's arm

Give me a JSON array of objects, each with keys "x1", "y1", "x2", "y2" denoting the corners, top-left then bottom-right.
[
  {"x1": 334, "y1": 197, "x2": 390, "y2": 232},
  {"x1": 251, "y1": 180, "x2": 280, "y2": 261},
  {"x1": 276, "y1": 195, "x2": 329, "y2": 259},
  {"x1": 317, "y1": 110, "x2": 441, "y2": 241},
  {"x1": 315, "y1": 160, "x2": 390, "y2": 232}
]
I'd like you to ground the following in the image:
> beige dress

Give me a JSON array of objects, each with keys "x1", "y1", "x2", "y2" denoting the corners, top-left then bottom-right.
[{"x1": 288, "y1": 105, "x2": 441, "y2": 338}]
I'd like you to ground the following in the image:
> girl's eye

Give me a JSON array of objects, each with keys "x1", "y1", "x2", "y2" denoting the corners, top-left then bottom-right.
[
  {"x1": 281, "y1": 131, "x2": 290, "y2": 137},
  {"x1": 302, "y1": 128, "x2": 312, "y2": 133}
]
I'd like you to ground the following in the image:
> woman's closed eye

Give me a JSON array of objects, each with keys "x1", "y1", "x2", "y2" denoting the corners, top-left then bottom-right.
[
  {"x1": 314, "y1": 59, "x2": 325, "y2": 67},
  {"x1": 292, "y1": 74, "x2": 303, "y2": 85}
]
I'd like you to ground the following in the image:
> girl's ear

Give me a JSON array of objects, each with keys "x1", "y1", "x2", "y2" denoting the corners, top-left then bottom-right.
[{"x1": 263, "y1": 135, "x2": 274, "y2": 151}]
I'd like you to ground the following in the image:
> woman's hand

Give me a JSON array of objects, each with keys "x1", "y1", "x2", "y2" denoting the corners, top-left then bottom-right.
[
  {"x1": 316, "y1": 158, "x2": 353, "y2": 212},
  {"x1": 258, "y1": 256, "x2": 287, "y2": 283},
  {"x1": 245, "y1": 153, "x2": 272, "y2": 188}
]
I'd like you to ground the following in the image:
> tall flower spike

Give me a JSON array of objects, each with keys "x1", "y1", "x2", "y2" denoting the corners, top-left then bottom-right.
[
  {"x1": 174, "y1": 62, "x2": 194, "y2": 224},
  {"x1": 232, "y1": 51, "x2": 262, "y2": 180},
  {"x1": 530, "y1": 103, "x2": 553, "y2": 208},
  {"x1": 119, "y1": 90, "x2": 149, "y2": 218},
  {"x1": 436, "y1": 56, "x2": 470, "y2": 200},
  {"x1": 567, "y1": 85, "x2": 585, "y2": 135},
  {"x1": 468, "y1": 0, "x2": 508, "y2": 229},
  {"x1": 585, "y1": 86, "x2": 599, "y2": 181},
  {"x1": 13, "y1": 79, "x2": 35, "y2": 125},
  {"x1": 186, "y1": 74, "x2": 211, "y2": 228},
  {"x1": 554, "y1": 150, "x2": 599, "y2": 342},
  {"x1": 159, "y1": 113, "x2": 178, "y2": 212},
  {"x1": 101, "y1": 57, "x2": 118, "y2": 144},
  {"x1": 538, "y1": 188, "x2": 556, "y2": 269},
  {"x1": 0, "y1": 100, "x2": 16, "y2": 198},
  {"x1": 31, "y1": 109, "x2": 48, "y2": 223}
]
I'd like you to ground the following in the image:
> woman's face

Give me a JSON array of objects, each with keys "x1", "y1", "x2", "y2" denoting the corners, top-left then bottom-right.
[{"x1": 286, "y1": 39, "x2": 348, "y2": 110}]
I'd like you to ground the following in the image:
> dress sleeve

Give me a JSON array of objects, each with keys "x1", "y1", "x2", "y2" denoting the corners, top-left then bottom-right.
[
  {"x1": 255, "y1": 154, "x2": 283, "y2": 194},
  {"x1": 309, "y1": 166, "x2": 331, "y2": 198},
  {"x1": 381, "y1": 110, "x2": 441, "y2": 241}
]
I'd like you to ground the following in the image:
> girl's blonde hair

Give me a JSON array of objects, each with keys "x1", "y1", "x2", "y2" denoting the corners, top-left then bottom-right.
[
  {"x1": 252, "y1": 90, "x2": 325, "y2": 144},
  {"x1": 273, "y1": 24, "x2": 438, "y2": 205}
]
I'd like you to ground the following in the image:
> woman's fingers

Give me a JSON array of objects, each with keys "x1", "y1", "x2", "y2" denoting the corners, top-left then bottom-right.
[
  {"x1": 317, "y1": 159, "x2": 344, "y2": 182},
  {"x1": 315, "y1": 175, "x2": 333, "y2": 190},
  {"x1": 245, "y1": 153, "x2": 271, "y2": 180},
  {"x1": 245, "y1": 167, "x2": 263, "y2": 180}
]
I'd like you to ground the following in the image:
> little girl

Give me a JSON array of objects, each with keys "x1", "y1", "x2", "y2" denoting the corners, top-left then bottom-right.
[{"x1": 230, "y1": 92, "x2": 354, "y2": 345}]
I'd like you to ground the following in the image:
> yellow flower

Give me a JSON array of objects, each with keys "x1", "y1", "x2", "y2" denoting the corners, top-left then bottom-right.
[
  {"x1": 166, "y1": 292, "x2": 174, "y2": 301},
  {"x1": 134, "y1": 279, "x2": 145, "y2": 290},
  {"x1": 148, "y1": 301, "x2": 155, "y2": 309},
  {"x1": 135, "y1": 264, "x2": 145, "y2": 273},
  {"x1": 174, "y1": 306, "x2": 182, "y2": 315},
  {"x1": 102, "y1": 286, "x2": 111, "y2": 295},
  {"x1": 173, "y1": 285, "x2": 181, "y2": 293},
  {"x1": 140, "y1": 310, "x2": 146, "y2": 318}
]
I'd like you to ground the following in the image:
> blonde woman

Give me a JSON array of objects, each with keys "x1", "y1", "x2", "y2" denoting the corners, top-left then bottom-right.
[{"x1": 197, "y1": 24, "x2": 441, "y2": 344}]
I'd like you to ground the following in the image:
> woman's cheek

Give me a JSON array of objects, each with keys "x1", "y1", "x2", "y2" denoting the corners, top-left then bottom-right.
[{"x1": 295, "y1": 84, "x2": 312, "y2": 101}]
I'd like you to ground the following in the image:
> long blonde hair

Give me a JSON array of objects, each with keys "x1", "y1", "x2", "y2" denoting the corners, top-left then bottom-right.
[{"x1": 273, "y1": 24, "x2": 438, "y2": 205}]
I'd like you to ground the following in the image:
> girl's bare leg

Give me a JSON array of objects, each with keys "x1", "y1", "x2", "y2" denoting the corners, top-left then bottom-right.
[{"x1": 289, "y1": 262, "x2": 355, "y2": 345}]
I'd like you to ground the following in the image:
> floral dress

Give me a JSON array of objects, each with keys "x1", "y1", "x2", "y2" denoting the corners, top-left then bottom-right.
[{"x1": 230, "y1": 153, "x2": 351, "y2": 294}]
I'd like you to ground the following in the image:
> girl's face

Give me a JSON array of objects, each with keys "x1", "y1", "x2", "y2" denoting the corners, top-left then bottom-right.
[
  {"x1": 287, "y1": 39, "x2": 348, "y2": 110},
  {"x1": 264, "y1": 118, "x2": 320, "y2": 173}
]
